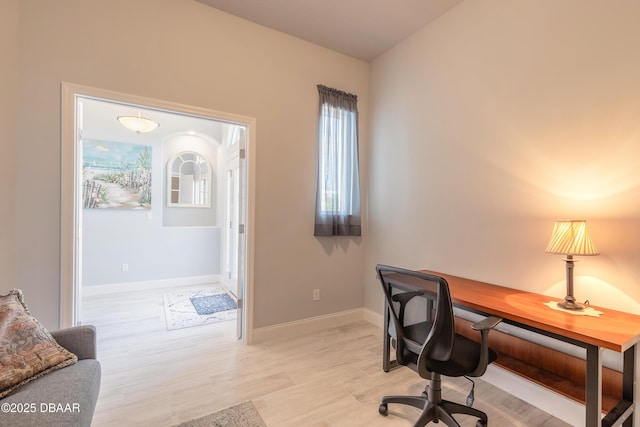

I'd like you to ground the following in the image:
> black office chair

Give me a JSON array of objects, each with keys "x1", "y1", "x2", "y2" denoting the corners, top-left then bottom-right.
[{"x1": 376, "y1": 265, "x2": 502, "y2": 427}]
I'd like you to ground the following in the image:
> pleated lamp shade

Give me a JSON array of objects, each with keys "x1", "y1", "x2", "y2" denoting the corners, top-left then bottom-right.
[{"x1": 545, "y1": 220, "x2": 599, "y2": 256}]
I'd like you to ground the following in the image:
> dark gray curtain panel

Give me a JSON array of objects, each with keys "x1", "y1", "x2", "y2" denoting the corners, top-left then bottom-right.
[{"x1": 314, "y1": 85, "x2": 361, "y2": 236}]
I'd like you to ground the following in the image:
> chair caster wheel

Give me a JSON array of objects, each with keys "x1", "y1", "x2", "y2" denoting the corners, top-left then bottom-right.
[
  {"x1": 476, "y1": 420, "x2": 487, "y2": 427},
  {"x1": 379, "y1": 403, "x2": 388, "y2": 416}
]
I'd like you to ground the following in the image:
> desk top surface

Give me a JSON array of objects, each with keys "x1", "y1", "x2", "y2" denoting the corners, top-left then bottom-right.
[{"x1": 416, "y1": 270, "x2": 640, "y2": 352}]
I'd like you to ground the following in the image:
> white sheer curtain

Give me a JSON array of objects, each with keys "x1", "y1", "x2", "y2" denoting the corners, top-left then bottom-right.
[{"x1": 314, "y1": 85, "x2": 361, "y2": 236}]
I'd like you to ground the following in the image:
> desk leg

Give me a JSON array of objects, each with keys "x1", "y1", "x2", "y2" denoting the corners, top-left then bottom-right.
[
  {"x1": 383, "y1": 303, "x2": 391, "y2": 371},
  {"x1": 621, "y1": 345, "x2": 635, "y2": 427},
  {"x1": 601, "y1": 345, "x2": 636, "y2": 427},
  {"x1": 585, "y1": 345, "x2": 603, "y2": 427},
  {"x1": 382, "y1": 304, "x2": 398, "y2": 372}
]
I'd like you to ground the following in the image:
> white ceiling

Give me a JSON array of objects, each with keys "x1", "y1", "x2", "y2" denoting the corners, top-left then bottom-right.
[
  {"x1": 81, "y1": 97, "x2": 227, "y2": 146},
  {"x1": 194, "y1": 0, "x2": 464, "y2": 61}
]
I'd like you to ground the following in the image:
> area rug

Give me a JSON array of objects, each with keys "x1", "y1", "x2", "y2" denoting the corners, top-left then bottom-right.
[
  {"x1": 174, "y1": 401, "x2": 266, "y2": 427},
  {"x1": 191, "y1": 293, "x2": 237, "y2": 315},
  {"x1": 162, "y1": 287, "x2": 237, "y2": 331}
]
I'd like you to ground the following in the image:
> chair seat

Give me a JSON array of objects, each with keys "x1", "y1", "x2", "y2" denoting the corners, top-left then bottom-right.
[
  {"x1": 427, "y1": 335, "x2": 498, "y2": 377},
  {"x1": 401, "y1": 321, "x2": 498, "y2": 377}
]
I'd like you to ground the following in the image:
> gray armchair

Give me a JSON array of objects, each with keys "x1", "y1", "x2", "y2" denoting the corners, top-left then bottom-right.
[{"x1": 1, "y1": 325, "x2": 101, "y2": 427}]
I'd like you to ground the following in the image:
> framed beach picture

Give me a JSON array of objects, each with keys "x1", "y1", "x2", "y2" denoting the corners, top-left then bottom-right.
[{"x1": 82, "y1": 139, "x2": 152, "y2": 209}]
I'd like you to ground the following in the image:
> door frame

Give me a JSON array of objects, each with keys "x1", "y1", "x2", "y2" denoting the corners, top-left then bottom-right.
[{"x1": 60, "y1": 82, "x2": 257, "y2": 343}]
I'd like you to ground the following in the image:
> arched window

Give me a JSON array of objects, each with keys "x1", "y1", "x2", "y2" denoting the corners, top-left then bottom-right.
[{"x1": 167, "y1": 151, "x2": 211, "y2": 207}]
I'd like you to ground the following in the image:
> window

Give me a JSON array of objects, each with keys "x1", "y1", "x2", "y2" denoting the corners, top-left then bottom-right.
[
  {"x1": 314, "y1": 85, "x2": 361, "y2": 236},
  {"x1": 167, "y1": 151, "x2": 211, "y2": 207}
]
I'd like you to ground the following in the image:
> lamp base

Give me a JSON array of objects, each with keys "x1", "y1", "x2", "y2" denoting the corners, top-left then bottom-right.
[{"x1": 557, "y1": 300, "x2": 585, "y2": 311}]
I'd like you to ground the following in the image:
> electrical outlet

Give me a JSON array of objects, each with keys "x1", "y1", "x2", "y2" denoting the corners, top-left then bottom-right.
[
  {"x1": 121, "y1": 263, "x2": 129, "y2": 272},
  {"x1": 313, "y1": 289, "x2": 320, "y2": 301}
]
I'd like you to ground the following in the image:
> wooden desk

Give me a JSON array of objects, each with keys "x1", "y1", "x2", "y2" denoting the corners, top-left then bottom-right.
[{"x1": 382, "y1": 270, "x2": 640, "y2": 427}]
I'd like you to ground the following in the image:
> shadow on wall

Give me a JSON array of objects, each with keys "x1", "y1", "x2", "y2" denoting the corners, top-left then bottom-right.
[{"x1": 316, "y1": 235, "x2": 362, "y2": 256}]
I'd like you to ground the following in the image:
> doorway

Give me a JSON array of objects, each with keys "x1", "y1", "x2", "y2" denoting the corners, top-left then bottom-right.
[{"x1": 60, "y1": 83, "x2": 256, "y2": 342}]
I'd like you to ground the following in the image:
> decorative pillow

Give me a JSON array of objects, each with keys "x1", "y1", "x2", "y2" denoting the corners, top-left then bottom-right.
[{"x1": 0, "y1": 289, "x2": 77, "y2": 398}]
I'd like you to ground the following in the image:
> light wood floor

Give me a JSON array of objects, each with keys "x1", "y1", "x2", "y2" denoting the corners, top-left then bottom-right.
[{"x1": 82, "y1": 286, "x2": 570, "y2": 427}]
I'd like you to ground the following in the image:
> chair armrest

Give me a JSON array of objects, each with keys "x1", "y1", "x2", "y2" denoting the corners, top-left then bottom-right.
[
  {"x1": 51, "y1": 325, "x2": 97, "y2": 360},
  {"x1": 392, "y1": 291, "x2": 423, "y2": 305},
  {"x1": 469, "y1": 316, "x2": 502, "y2": 377},
  {"x1": 472, "y1": 316, "x2": 502, "y2": 331}
]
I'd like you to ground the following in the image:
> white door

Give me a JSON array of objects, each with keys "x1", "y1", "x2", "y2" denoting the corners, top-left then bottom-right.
[
  {"x1": 225, "y1": 158, "x2": 240, "y2": 296},
  {"x1": 223, "y1": 126, "x2": 246, "y2": 339}
]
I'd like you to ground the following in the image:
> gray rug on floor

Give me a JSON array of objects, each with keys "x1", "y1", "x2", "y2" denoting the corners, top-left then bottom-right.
[
  {"x1": 174, "y1": 401, "x2": 266, "y2": 427},
  {"x1": 191, "y1": 293, "x2": 237, "y2": 315}
]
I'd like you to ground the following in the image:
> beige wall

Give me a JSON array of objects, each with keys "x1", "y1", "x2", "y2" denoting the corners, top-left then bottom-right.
[
  {"x1": 12, "y1": 0, "x2": 640, "y2": 330},
  {"x1": 13, "y1": 0, "x2": 368, "y2": 328},
  {"x1": 0, "y1": 0, "x2": 18, "y2": 290},
  {"x1": 366, "y1": 0, "x2": 640, "y2": 314}
]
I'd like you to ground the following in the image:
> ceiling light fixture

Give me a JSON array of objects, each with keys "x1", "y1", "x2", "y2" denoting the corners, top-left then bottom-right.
[{"x1": 117, "y1": 111, "x2": 159, "y2": 134}]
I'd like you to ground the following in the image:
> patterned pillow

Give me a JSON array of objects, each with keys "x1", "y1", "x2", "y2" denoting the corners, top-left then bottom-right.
[{"x1": 0, "y1": 289, "x2": 77, "y2": 398}]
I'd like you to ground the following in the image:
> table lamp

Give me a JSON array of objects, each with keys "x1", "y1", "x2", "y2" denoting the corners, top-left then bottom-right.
[{"x1": 545, "y1": 220, "x2": 599, "y2": 310}]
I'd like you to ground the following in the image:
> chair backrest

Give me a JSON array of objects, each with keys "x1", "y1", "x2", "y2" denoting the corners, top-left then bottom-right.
[{"x1": 376, "y1": 265, "x2": 455, "y2": 376}]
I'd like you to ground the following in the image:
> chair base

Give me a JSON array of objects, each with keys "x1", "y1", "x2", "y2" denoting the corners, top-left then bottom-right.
[{"x1": 379, "y1": 380, "x2": 488, "y2": 427}]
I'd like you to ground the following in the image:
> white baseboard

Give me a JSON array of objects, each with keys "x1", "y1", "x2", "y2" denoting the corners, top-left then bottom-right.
[
  {"x1": 360, "y1": 308, "x2": 584, "y2": 425},
  {"x1": 250, "y1": 308, "x2": 365, "y2": 344},
  {"x1": 82, "y1": 275, "x2": 220, "y2": 297}
]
